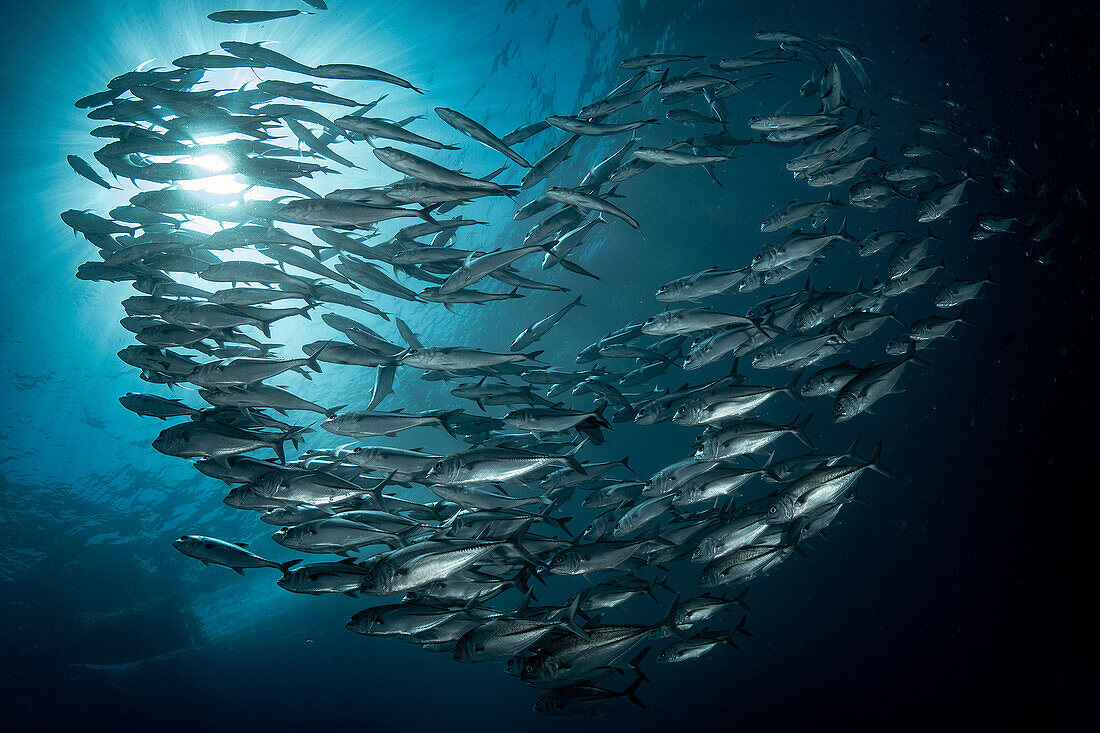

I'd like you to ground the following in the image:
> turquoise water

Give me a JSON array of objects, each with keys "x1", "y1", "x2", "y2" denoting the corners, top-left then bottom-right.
[{"x1": 1, "y1": 0, "x2": 1095, "y2": 728}]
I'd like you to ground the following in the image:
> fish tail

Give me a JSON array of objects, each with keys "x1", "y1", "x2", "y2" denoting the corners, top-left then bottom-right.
[
  {"x1": 437, "y1": 408, "x2": 463, "y2": 438},
  {"x1": 278, "y1": 558, "x2": 301, "y2": 574},
  {"x1": 560, "y1": 592, "x2": 589, "y2": 640},
  {"x1": 621, "y1": 673, "x2": 647, "y2": 709},
  {"x1": 732, "y1": 586, "x2": 752, "y2": 612},
  {"x1": 503, "y1": 524, "x2": 539, "y2": 567},
  {"x1": 866, "y1": 440, "x2": 893, "y2": 478},
  {"x1": 790, "y1": 414, "x2": 814, "y2": 449},
  {"x1": 785, "y1": 369, "x2": 805, "y2": 404},
  {"x1": 733, "y1": 614, "x2": 753, "y2": 640},
  {"x1": 659, "y1": 593, "x2": 688, "y2": 640}
]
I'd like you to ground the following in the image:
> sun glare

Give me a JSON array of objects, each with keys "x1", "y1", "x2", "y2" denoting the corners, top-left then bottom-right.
[
  {"x1": 179, "y1": 174, "x2": 247, "y2": 195},
  {"x1": 190, "y1": 153, "x2": 231, "y2": 173}
]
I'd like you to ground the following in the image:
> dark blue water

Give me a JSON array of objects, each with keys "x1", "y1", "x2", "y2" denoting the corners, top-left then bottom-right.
[{"x1": 1, "y1": 0, "x2": 1096, "y2": 729}]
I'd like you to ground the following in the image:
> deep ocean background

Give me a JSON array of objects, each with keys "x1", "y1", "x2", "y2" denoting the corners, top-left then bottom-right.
[{"x1": 1, "y1": 0, "x2": 1097, "y2": 729}]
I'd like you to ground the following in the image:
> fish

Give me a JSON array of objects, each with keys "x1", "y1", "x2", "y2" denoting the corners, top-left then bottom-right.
[
  {"x1": 916, "y1": 171, "x2": 973, "y2": 222},
  {"x1": 321, "y1": 409, "x2": 462, "y2": 438},
  {"x1": 174, "y1": 535, "x2": 300, "y2": 574},
  {"x1": 511, "y1": 296, "x2": 585, "y2": 352},
  {"x1": 208, "y1": 9, "x2": 307, "y2": 24},
  {"x1": 546, "y1": 116, "x2": 659, "y2": 136},
  {"x1": 833, "y1": 347, "x2": 930, "y2": 422},
  {"x1": 545, "y1": 187, "x2": 639, "y2": 229},
  {"x1": 65, "y1": 9, "x2": 1048, "y2": 714},
  {"x1": 436, "y1": 107, "x2": 530, "y2": 166}
]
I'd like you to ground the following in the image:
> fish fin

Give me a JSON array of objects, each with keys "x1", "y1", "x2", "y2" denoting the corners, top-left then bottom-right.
[
  {"x1": 659, "y1": 594, "x2": 688, "y2": 640},
  {"x1": 785, "y1": 369, "x2": 805, "y2": 404},
  {"x1": 791, "y1": 414, "x2": 814, "y2": 449},
  {"x1": 733, "y1": 614, "x2": 753, "y2": 638},
  {"x1": 732, "y1": 586, "x2": 751, "y2": 612},
  {"x1": 437, "y1": 408, "x2": 463, "y2": 438},
  {"x1": 503, "y1": 524, "x2": 539, "y2": 567},
  {"x1": 564, "y1": 455, "x2": 587, "y2": 476},
  {"x1": 865, "y1": 440, "x2": 893, "y2": 478},
  {"x1": 560, "y1": 592, "x2": 590, "y2": 640}
]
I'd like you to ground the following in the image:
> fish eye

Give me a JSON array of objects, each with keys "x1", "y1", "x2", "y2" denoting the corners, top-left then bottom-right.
[
  {"x1": 551, "y1": 555, "x2": 562, "y2": 564},
  {"x1": 769, "y1": 506, "x2": 776, "y2": 514},
  {"x1": 525, "y1": 665, "x2": 534, "y2": 673},
  {"x1": 755, "y1": 353, "x2": 763, "y2": 360}
]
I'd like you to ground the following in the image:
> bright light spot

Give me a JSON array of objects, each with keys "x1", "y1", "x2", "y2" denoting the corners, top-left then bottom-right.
[
  {"x1": 180, "y1": 174, "x2": 247, "y2": 195},
  {"x1": 191, "y1": 153, "x2": 230, "y2": 173}
]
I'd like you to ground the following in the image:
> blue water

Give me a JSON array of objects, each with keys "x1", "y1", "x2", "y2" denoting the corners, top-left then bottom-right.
[{"x1": 1, "y1": 0, "x2": 1095, "y2": 728}]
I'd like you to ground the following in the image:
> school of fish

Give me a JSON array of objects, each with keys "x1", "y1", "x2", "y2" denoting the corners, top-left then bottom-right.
[{"x1": 65, "y1": 5, "x2": 1083, "y2": 716}]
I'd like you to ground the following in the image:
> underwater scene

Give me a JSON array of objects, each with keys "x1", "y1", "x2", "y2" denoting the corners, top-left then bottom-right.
[{"x1": 1, "y1": 0, "x2": 1096, "y2": 729}]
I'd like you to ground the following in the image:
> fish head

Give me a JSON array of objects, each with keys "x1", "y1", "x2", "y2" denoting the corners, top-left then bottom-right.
[
  {"x1": 738, "y1": 272, "x2": 763, "y2": 293},
  {"x1": 546, "y1": 549, "x2": 580, "y2": 575},
  {"x1": 832, "y1": 392, "x2": 860, "y2": 423},
  {"x1": 172, "y1": 535, "x2": 200, "y2": 556},
  {"x1": 346, "y1": 607, "x2": 383, "y2": 635},
  {"x1": 633, "y1": 404, "x2": 660, "y2": 425},
  {"x1": 348, "y1": 446, "x2": 377, "y2": 465},
  {"x1": 691, "y1": 537, "x2": 719, "y2": 563},
  {"x1": 580, "y1": 514, "x2": 610, "y2": 541},
  {"x1": 248, "y1": 474, "x2": 282, "y2": 498},
  {"x1": 399, "y1": 348, "x2": 429, "y2": 368},
  {"x1": 750, "y1": 248, "x2": 777, "y2": 271},
  {"x1": 656, "y1": 646, "x2": 681, "y2": 663},
  {"x1": 885, "y1": 338, "x2": 909, "y2": 356},
  {"x1": 426, "y1": 456, "x2": 461, "y2": 485},
  {"x1": 766, "y1": 494, "x2": 797, "y2": 524},
  {"x1": 682, "y1": 348, "x2": 707, "y2": 370},
  {"x1": 452, "y1": 630, "x2": 480, "y2": 663},
  {"x1": 914, "y1": 201, "x2": 934, "y2": 222},
  {"x1": 503, "y1": 655, "x2": 526, "y2": 677},
  {"x1": 640, "y1": 312, "x2": 669, "y2": 334},
  {"x1": 800, "y1": 377, "x2": 826, "y2": 397},
  {"x1": 751, "y1": 346, "x2": 777, "y2": 368},
  {"x1": 698, "y1": 564, "x2": 720, "y2": 587},
  {"x1": 276, "y1": 569, "x2": 302, "y2": 592},
  {"x1": 222, "y1": 487, "x2": 253, "y2": 509},
  {"x1": 671, "y1": 401, "x2": 700, "y2": 425},
  {"x1": 654, "y1": 282, "x2": 679, "y2": 301},
  {"x1": 500, "y1": 409, "x2": 523, "y2": 427},
  {"x1": 519, "y1": 655, "x2": 559, "y2": 685},
  {"x1": 796, "y1": 309, "x2": 821, "y2": 332},
  {"x1": 692, "y1": 442, "x2": 714, "y2": 461},
  {"x1": 674, "y1": 482, "x2": 702, "y2": 506},
  {"x1": 151, "y1": 429, "x2": 183, "y2": 456},
  {"x1": 357, "y1": 560, "x2": 395, "y2": 596}
]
